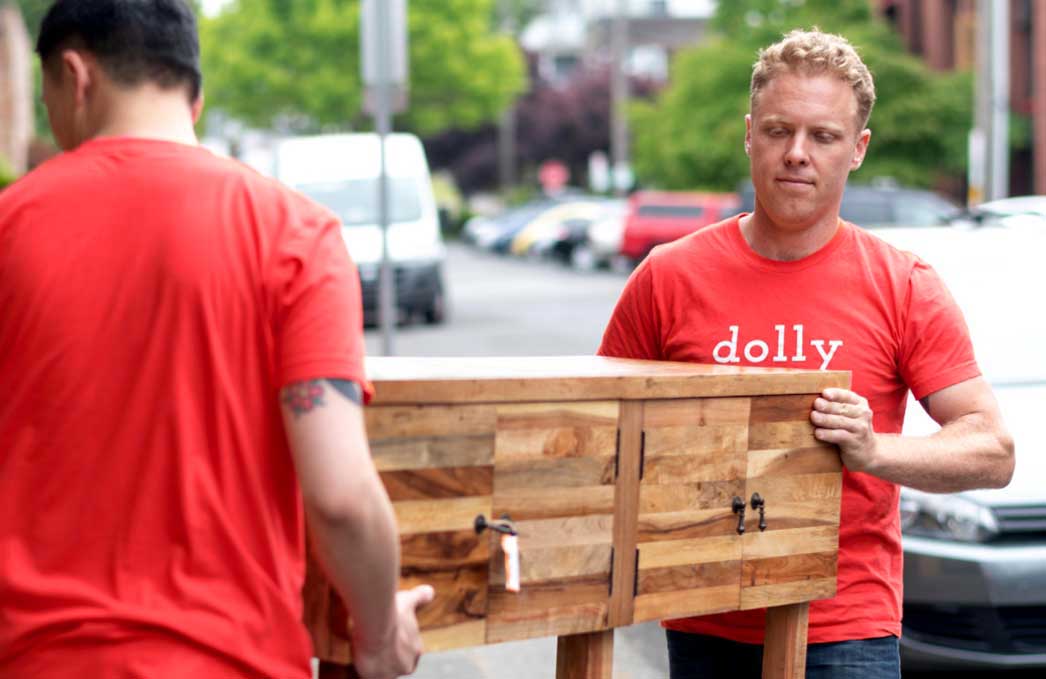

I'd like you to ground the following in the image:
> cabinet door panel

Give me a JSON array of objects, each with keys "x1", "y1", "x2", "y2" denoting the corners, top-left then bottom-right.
[
  {"x1": 633, "y1": 397, "x2": 750, "y2": 623},
  {"x1": 740, "y1": 395, "x2": 842, "y2": 611},
  {"x1": 487, "y1": 402, "x2": 618, "y2": 642}
]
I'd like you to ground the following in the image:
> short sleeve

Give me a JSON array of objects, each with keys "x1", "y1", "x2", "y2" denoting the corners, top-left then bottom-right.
[
  {"x1": 898, "y1": 259, "x2": 980, "y2": 400},
  {"x1": 269, "y1": 201, "x2": 373, "y2": 402},
  {"x1": 597, "y1": 257, "x2": 663, "y2": 360}
]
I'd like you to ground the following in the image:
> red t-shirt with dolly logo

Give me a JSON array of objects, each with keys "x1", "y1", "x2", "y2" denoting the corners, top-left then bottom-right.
[
  {"x1": 0, "y1": 138, "x2": 370, "y2": 678},
  {"x1": 598, "y1": 215, "x2": 979, "y2": 644}
]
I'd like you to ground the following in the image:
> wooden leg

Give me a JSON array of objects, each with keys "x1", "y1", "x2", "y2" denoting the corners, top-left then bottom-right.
[
  {"x1": 762, "y1": 602, "x2": 809, "y2": 679},
  {"x1": 555, "y1": 630, "x2": 614, "y2": 679}
]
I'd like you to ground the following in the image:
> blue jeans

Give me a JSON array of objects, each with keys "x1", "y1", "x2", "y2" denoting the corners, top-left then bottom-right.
[{"x1": 665, "y1": 630, "x2": 900, "y2": 679}]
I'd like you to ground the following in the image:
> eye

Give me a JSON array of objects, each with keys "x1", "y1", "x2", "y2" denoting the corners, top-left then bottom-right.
[
  {"x1": 767, "y1": 127, "x2": 788, "y2": 138},
  {"x1": 815, "y1": 132, "x2": 837, "y2": 143}
]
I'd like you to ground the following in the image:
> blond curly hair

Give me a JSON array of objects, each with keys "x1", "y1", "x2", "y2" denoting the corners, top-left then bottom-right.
[{"x1": 751, "y1": 29, "x2": 876, "y2": 130}]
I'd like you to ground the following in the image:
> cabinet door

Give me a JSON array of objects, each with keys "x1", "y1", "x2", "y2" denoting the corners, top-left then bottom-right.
[
  {"x1": 372, "y1": 404, "x2": 497, "y2": 652},
  {"x1": 632, "y1": 397, "x2": 751, "y2": 623},
  {"x1": 486, "y1": 401, "x2": 619, "y2": 643},
  {"x1": 739, "y1": 394, "x2": 843, "y2": 610}
]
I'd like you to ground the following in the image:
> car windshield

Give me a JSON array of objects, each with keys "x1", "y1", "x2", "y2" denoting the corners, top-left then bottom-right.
[{"x1": 296, "y1": 178, "x2": 423, "y2": 226}]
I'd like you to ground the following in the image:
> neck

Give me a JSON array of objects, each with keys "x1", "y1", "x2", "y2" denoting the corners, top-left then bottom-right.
[
  {"x1": 739, "y1": 204, "x2": 840, "y2": 261},
  {"x1": 86, "y1": 84, "x2": 198, "y2": 147}
]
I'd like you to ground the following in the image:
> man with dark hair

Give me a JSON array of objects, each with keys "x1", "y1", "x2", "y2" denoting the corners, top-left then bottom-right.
[{"x1": 0, "y1": 2, "x2": 431, "y2": 677}]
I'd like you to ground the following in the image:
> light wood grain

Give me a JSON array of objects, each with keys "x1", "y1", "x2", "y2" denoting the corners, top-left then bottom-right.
[
  {"x1": 749, "y1": 395, "x2": 818, "y2": 424},
  {"x1": 637, "y1": 508, "x2": 741, "y2": 543},
  {"x1": 366, "y1": 356, "x2": 850, "y2": 404},
  {"x1": 422, "y1": 620, "x2": 487, "y2": 653},
  {"x1": 486, "y1": 577, "x2": 610, "y2": 643},
  {"x1": 609, "y1": 400, "x2": 642, "y2": 628},
  {"x1": 511, "y1": 515, "x2": 614, "y2": 549},
  {"x1": 637, "y1": 560, "x2": 741, "y2": 595},
  {"x1": 739, "y1": 577, "x2": 837, "y2": 610},
  {"x1": 638, "y1": 480, "x2": 745, "y2": 514},
  {"x1": 496, "y1": 402, "x2": 619, "y2": 430},
  {"x1": 638, "y1": 535, "x2": 743, "y2": 569},
  {"x1": 643, "y1": 398, "x2": 752, "y2": 428},
  {"x1": 493, "y1": 486, "x2": 616, "y2": 521},
  {"x1": 394, "y1": 496, "x2": 492, "y2": 535},
  {"x1": 633, "y1": 584, "x2": 740, "y2": 623},
  {"x1": 748, "y1": 420, "x2": 820, "y2": 451},
  {"x1": 494, "y1": 455, "x2": 616, "y2": 490},
  {"x1": 490, "y1": 543, "x2": 612, "y2": 586},
  {"x1": 642, "y1": 450, "x2": 746, "y2": 486},
  {"x1": 746, "y1": 446, "x2": 842, "y2": 478},
  {"x1": 366, "y1": 404, "x2": 496, "y2": 439},
  {"x1": 556, "y1": 630, "x2": 614, "y2": 679},
  {"x1": 762, "y1": 603, "x2": 809, "y2": 679},
  {"x1": 741, "y1": 552, "x2": 837, "y2": 588},
  {"x1": 370, "y1": 434, "x2": 495, "y2": 472},
  {"x1": 741, "y1": 526, "x2": 839, "y2": 560}
]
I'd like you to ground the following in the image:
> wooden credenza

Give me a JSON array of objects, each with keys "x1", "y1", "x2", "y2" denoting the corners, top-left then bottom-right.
[{"x1": 305, "y1": 356, "x2": 849, "y2": 678}]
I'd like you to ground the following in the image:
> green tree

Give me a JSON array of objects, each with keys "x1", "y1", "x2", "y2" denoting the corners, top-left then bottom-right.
[
  {"x1": 199, "y1": 0, "x2": 526, "y2": 135},
  {"x1": 631, "y1": 0, "x2": 973, "y2": 191}
]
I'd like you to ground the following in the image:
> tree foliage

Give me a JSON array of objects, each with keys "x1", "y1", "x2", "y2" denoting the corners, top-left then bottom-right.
[
  {"x1": 199, "y1": 0, "x2": 526, "y2": 135},
  {"x1": 631, "y1": 0, "x2": 973, "y2": 191}
]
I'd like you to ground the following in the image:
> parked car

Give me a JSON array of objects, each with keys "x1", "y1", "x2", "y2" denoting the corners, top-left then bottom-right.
[
  {"x1": 739, "y1": 181, "x2": 961, "y2": 228},
  {"x1": 963, "y1": 195, "x2": 1046, "y2": 229},
  {"x1": 619, "y1": 191, "x2": 741, "y2": 262},
  {"x1": 570, "y1": 199, "x2": 630, "y2": 271},
  {"x1": 872, "y1": 225, "x2": 1046, "y2": 672},
  {"x1": 509, "y1": 199, "x2": 610, "y2": 258},
  {"x1": 274, "y1": 133, "x2": 447, "y2": 326}
]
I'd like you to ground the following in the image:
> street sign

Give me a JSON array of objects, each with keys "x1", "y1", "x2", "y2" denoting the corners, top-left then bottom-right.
[{"x1": 361, "y1": 0, "x2": 408, "y2": 114}]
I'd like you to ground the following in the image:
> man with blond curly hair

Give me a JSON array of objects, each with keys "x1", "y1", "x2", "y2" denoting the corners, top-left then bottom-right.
[{"x1": 599, "y1": 28, "x2": 1013, "y2": 678}]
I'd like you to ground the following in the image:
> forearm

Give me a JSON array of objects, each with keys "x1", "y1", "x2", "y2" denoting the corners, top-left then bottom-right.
[
  {"x1": 307, "y1": 475, "x2": 402, "y2": 651},
  {"x1": 868, "y1": 413, "x2": 1014, "y2": 493}
]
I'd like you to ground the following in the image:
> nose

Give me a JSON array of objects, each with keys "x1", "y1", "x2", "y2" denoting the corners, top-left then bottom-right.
[{"x1": 784, "y1": 132, "x2": 810, "y2": 167}]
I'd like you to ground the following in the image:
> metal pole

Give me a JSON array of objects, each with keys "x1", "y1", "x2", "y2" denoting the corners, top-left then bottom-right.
[
  {"x1": 610, "y1": 0, "x2": 630, "y2": 196},
  {"x1": 988, "y1": 0, "x2": 1009, "y2": 201},
  {"x1": 497, "y1": 0, "x2": 517, "y2": 191},
  {"x1": 376, "y1": 0, "x2": 396, "y2": 355}
]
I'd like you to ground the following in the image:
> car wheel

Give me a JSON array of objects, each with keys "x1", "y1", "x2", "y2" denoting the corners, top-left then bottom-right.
[
  {"x1": 424, "y1": 287, "x2": 447, "y2": 325},
  {"x1": 571, "y1": 244, "x2": 597, "y2": 271}
]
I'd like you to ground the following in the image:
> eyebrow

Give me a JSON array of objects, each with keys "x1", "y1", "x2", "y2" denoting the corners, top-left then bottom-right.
[{"x1": 758, "y1": 116, "x2": 847, "y2": 135}]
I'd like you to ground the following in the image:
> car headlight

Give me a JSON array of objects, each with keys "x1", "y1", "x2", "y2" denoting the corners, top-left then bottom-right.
[{"x1": 899, "y1": 488, "x2": 999, "y2": 543}]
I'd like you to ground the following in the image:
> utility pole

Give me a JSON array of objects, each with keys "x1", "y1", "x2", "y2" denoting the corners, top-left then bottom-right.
[
  {"x1": 362, "y1": 0, "x2": 408, "y2": 355},
  {"x1": 971, "y1": 0, "x2": 1009, "y2": 205},
  {"x1": 610, "y1": 0, "x2": 630, "y2": 196},
  {"x1": 497, "y1": 0, "x2": 517, "y2": 191}
]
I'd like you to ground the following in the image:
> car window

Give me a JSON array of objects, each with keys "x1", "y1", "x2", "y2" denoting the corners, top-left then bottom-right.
[
  {"x1": 840, "y1": 197, "x2": 893, "y2": 226},
  {"x1": 894, "y1": 196, "x2": 960, "y2": 226},
  {"x1": 636, "y1": 205, "x2": 704, "y2": 218},
  {"x1": 297, "y1": 178, "x2": 423, "y2": 226}
]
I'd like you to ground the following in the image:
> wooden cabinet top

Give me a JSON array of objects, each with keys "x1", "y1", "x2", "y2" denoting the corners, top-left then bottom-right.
[{"x1": 366, "y1": 356, "x2": 850, "y2": 404}]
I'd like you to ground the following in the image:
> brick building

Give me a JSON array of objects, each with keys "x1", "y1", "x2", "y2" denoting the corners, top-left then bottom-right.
[
  {"x1": 0, "y1": 3, "x2": 32, "y2": 175},
  {"x1": 879, "y1": 0, "x2": 1046, "y2": 196}
]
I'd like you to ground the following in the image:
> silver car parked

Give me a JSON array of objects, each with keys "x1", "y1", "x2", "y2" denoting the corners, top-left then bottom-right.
[{"x1": 873, "y1": 223, "x2": 1046, "y2": 672}]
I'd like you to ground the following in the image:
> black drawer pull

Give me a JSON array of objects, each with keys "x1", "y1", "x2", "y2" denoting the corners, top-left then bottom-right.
[
  {"x1": 750, "y1": 493, "x2": 767, "y2": 532},
  {"x1": 474, "y1": 514, "x2": 517, "y2": 536},
  {"x1": 731, "y1": 496, "x2": 746, "y2": 535}
]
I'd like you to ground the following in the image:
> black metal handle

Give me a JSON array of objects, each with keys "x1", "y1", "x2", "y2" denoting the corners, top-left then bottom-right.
[
  {"x1": 474, "y1": 514, "x2": 517, "y2": 536},
  {"x1": 750, "y1": 493, "x2": 767, "y2": 532},
  {"x1": 731, "y1": 496, "x2": 746, "y2": 535}
]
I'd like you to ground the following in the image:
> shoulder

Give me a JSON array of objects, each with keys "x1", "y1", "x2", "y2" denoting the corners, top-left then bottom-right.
[
  {"x1": 846, "y1": 223, "x2": 925, "y2": 278},
  {"x1": 644, "y1": 214, "x2": 739, "y2": 273}
]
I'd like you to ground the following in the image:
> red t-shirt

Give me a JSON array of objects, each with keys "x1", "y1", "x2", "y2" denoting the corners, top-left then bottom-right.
[
  {"x1": 0, "y1": 137, "x2": 369, "y2": 678},
  {"x1": 598, "y1": 215, "x2": 979, "y2": 644}
]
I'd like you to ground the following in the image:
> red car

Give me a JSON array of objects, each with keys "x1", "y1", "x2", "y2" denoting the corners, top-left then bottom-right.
[{"x1": 619, "y1": 191, "x2": 741, "y2": 261}]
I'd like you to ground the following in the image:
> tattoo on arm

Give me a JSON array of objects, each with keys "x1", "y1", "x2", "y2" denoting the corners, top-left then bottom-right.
[{"x1": 281, "y1": 379, "x2": 362, "y2": 416}]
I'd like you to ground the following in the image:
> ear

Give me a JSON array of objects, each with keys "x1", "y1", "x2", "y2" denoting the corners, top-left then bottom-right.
[
  {"x1": 744, "y1": 114, "x2": 753, "y2": 156},
  {"x1": 60, "y1": 49, "x2": 94, "y2": 107},
  {"x1": 191, "y1": 92, "x2": 205, "y2": 124},
  {"x1": 851, "y1": 128, "x2": 871, "y2": 171}
]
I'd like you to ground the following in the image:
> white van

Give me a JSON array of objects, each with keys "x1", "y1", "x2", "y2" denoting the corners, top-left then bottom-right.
[{"x1": 273, "y1": 133, "x2": 447, "y2": 325}]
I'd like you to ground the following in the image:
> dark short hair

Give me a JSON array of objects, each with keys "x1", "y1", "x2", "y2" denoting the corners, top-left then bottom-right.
[{"x1": 36, "y1": 0, "x2": 202, "y2": 102}]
